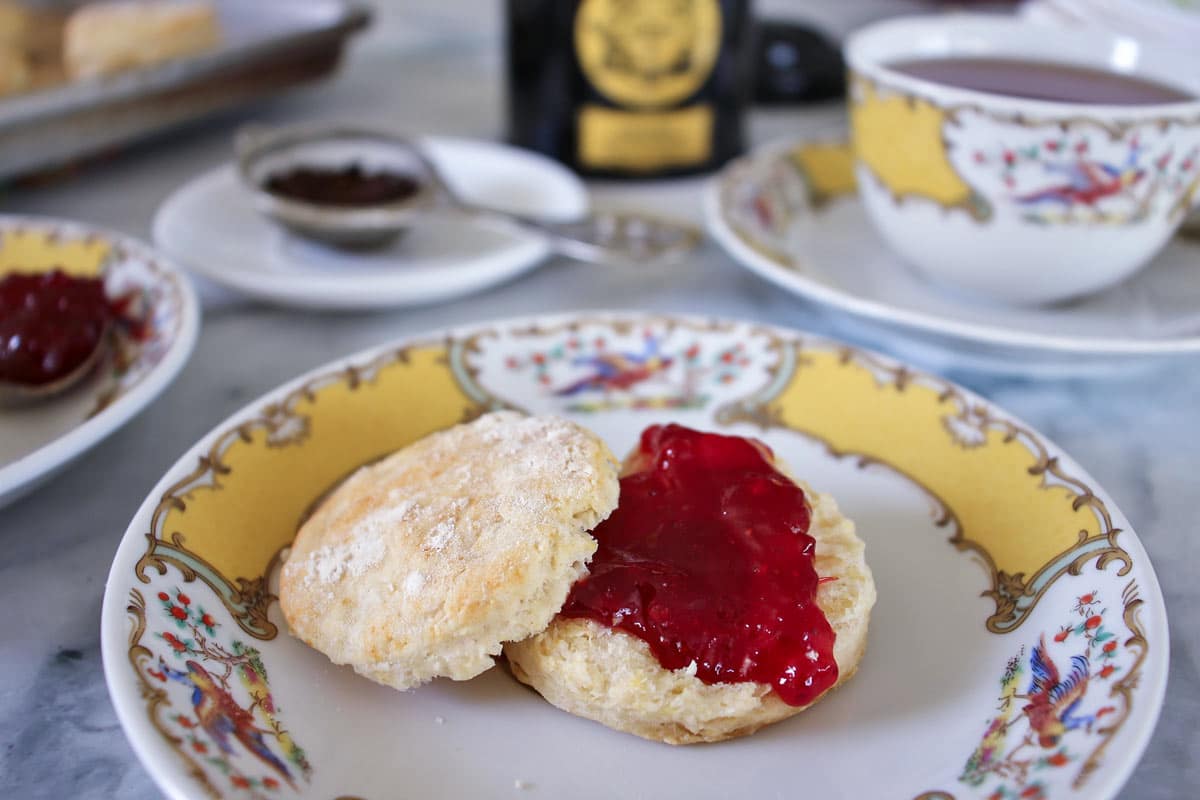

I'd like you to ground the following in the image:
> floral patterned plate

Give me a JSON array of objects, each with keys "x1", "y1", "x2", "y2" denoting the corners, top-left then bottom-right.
[
  {"x1": 0, "y1": 215, "x2": 199, "y2": 509},
  {"x1": 101, "y1": 313, "x2": 1166, "y2": 800},
  {"x1": 705, "y1": 139, "x2": 1200, "y2": 375}
]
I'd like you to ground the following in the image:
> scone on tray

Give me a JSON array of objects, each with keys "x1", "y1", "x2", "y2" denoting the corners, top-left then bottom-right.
[
  {"x1": 0, "y1": 45, "x2": 30, "y2": 97},
  {"x1": 505, "y1": 424, "x2": 877, "y2": 744},
  {"x1": 63, "y1": 1, "x2": 221, "y2": 80},
  {"x1": 0, "y1": 2, "x2": 33, "y2": 97},
  {"x1": 279, "y1": 411, "x2": 620, "y2": 690}
]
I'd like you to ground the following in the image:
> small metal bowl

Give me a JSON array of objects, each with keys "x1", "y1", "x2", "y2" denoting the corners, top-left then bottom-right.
[{"x1": 236, "y1": 124, "x2": 440, "y2": 249}]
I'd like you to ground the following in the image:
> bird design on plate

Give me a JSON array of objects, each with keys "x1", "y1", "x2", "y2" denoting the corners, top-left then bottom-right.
[
  {"x1": 1018, "y1": 636, "x2": 1108, "y2": 748},
  {"x1": 158, "y1": 658, "x2": 299, "y2": 790},
  {"x1": 958, "y1": 589, "x2": 1126, "y2": 799},
  {"x1": 140, "y1": 586, "x2": 312, "y2": 796},
  {"x1": 553, "y1": 336, "x2": 674, "y2": 397},
  {"x1": 489, "y1": 325, "x2": 764, "y2": 414}
]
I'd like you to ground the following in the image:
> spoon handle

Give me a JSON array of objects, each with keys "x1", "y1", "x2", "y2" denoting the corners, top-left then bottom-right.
[{"x1": 452, "y1": 204, "x2": 703, "y2": 265}]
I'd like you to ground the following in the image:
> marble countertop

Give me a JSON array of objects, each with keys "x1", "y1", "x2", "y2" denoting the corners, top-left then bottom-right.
[{"x1": 0, "y1": 3, "x2": 1196, "y2": 798}]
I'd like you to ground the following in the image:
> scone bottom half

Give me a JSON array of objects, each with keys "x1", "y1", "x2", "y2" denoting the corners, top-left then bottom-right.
[
  {"x1": 505, "y1": 423, "x2": 877, "y2": 744},
  {"x1": 277, "y1": 411, "x2": 620, "y2": 691}
]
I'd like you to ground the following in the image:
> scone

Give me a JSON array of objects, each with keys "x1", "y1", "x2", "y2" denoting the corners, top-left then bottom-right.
[
  {"x1": 0, "y1": 45, "x2": 30, "y2": 97},
  {"x1": 0, "y1": 3, "x2": 64, "y2": 95},
  {"x1": 279, "y1": 411, "x2": 620, "y2": 691},
  {"x1": 0, "y1": 3, "x2": 32, "y2": 97},
  {"x1": 63, "y1": 1, "x2": 220, "y2": 80},
  {"x1": 505, "y1": 424, "x2": 876, "y2": 744}
]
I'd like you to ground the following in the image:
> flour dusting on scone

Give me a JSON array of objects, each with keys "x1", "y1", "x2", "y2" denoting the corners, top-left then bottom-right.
[{"x1": 279, "y1": 411, "x2": 620, "y2": 690}]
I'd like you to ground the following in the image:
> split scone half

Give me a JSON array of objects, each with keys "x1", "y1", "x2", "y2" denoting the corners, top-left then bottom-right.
[
  {"x1": 279, "y1": 411, "x2": 620, "y2": 690},
  {"x1": 504, "y1": 449, "x2": 876, "y2": 745}
]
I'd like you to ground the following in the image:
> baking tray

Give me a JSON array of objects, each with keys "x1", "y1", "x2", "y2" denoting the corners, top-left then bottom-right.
[{"x1": 0, "y1": 0, "x2": 371, "y2": 181}]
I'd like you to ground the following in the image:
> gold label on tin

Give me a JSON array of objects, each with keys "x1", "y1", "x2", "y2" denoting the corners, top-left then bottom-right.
[
  {"x1": 577, "y1": 103, "x2": 713, "y2": 171},
  {"x1": 574, "y1": 0, "x2": 722, "y2": 110}
]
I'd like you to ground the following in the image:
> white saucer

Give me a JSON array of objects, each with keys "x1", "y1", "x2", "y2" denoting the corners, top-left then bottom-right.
[
  {"x1": 153, "y1": 137, "x2": 589, "y2": 310},
  {"x1": 705, "y1": 140, "x2": 1200, "y2": 375}
]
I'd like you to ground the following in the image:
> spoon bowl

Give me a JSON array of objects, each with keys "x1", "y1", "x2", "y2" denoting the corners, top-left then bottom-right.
[{"x1": 0, "y1": 323, "x2": 111, "y2": 407}]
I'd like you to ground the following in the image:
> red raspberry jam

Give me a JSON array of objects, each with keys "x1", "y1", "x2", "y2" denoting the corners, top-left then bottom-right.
[
  {"x1": 559, "y1": 424, "x2": 838, "y2": 707},
  {"x1": 0, "y1": 270, "x2": 116, "y2": 387}
]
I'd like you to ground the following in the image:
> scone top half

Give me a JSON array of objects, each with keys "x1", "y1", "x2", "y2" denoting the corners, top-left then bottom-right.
[{"x1": 279, "y1": 411, "x2": 620, "y2": 690}]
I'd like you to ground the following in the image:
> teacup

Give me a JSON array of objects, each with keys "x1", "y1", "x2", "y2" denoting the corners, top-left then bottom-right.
[{"x1": 845, "y1": 15, "x2": 1200, "y2": 306}]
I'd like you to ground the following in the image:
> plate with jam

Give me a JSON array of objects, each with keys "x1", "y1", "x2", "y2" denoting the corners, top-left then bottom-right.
[
  {"x1": 153, "y1": 135, "x2": 589, "y2": 309},
  {"x1": 101, "y1": 312, "x2": 1165, "y2": 800},
  {"x1": 0, "y1": 216, "x2": 198, "y2": 509}
]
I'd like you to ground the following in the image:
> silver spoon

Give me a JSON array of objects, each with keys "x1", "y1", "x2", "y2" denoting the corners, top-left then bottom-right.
[
  {"x1": 236, "y1": 125, "x2": 703, "y2": 262},
  {"x1": 0, "y1": 323, "x2": 110, "y2": 407}
]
